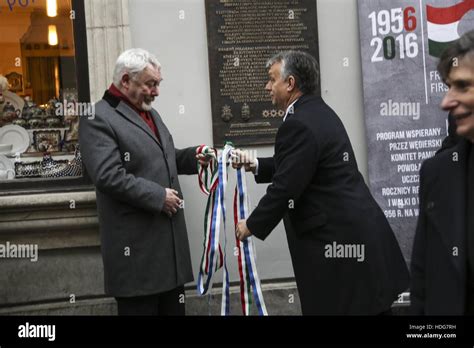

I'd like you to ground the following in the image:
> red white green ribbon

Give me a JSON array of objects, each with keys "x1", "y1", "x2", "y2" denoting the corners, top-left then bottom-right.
[
  {"x1": 196, "y1": 143, "x2": 267, "y2": 316},
  {"x1": 196, "y1": 145, "x2": 223, "y2": 285},
  {"x1": 234, "y1": 167, "x2": 267, "y2": 315}
]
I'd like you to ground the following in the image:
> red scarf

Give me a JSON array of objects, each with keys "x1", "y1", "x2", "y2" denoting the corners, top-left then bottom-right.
[{"x1": 108, "y1": 84, "x2": 159, "y2": 139}]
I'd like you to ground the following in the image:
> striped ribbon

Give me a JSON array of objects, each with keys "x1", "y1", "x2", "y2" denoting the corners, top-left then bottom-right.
[
  {"x1": 196, "y1": 143, "x2": 267, "y2": 316},
  {"x1": 234, "y1": 167, "x2": 268, "y2": 315},
  {"x1": 196, "y1": 145, "x2": 223, "y2": 293}
]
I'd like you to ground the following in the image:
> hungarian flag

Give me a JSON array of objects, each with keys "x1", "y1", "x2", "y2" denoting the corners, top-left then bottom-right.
[{"x1": 427, "y1": 0, "x2": 474, "y2": 58}]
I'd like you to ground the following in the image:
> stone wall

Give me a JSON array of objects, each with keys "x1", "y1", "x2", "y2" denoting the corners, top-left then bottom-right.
[{"x1": 84, "y1": 0, "x2": 132, "y2": 103}]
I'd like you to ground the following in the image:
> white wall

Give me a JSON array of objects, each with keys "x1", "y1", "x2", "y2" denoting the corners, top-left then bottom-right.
[{"x1": 128, "y1": 0, "x2": 367, "y2": 282}]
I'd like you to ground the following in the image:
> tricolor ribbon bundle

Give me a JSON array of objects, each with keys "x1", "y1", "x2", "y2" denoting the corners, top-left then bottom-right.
[{"x1": 196, "y1": 143, "x2": 267, "y2": 316}]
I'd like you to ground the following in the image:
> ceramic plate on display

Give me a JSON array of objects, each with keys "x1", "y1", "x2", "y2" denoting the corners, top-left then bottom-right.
[
  {"x1": 0, "y1": 143, "x2": 13, "y2": 154},
  {"x1": 0, "y1": 155, "x2": 15, "y2": 180},
  {"x1": 0, "y1": 125, "x2": 30, "y2": 154},
  {"x1": 0, "y1": 91, "x2": 25, "y2": 115}
]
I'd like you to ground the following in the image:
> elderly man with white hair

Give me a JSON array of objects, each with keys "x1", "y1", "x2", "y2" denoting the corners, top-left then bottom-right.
[{"x1": 79, "y1": 48, "x2": 212, "y2": 315}]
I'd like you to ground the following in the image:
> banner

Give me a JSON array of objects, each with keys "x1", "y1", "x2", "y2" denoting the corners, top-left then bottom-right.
[{"x1": 358, "y1": 0, "x2": 474, "y2": 262}]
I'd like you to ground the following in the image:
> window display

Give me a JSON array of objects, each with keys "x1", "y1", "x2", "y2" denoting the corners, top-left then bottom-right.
[{"x1": 0, "y1": 0, "x2": 83, "y2": 183}]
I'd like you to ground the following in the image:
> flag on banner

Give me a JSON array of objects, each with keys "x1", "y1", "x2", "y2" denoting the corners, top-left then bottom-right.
[{"x1": 427, "y1": 0, "x2": 474, "y2": 58}]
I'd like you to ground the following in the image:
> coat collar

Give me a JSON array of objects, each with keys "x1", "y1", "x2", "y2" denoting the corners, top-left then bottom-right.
[
  {"x1": 283, "y1": 94, "x2": 322, "y2": 121},
  {"x1": 293, "y1": 93, "x2": 322, "y2": 108},
  {"x1": 102, "y1": 90, "x2": 165, "y2": 151}
]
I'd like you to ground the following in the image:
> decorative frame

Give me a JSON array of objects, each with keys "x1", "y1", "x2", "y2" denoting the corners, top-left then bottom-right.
[
  {"x1": 33, "y1": 130, "x2": 61, "y2": 153},
  {"x1": 5, "y1": 72, "x2": 23, "y2": 93},
  {"x1": 64, "y1": 119, "x2": 79, "y2": 142}
]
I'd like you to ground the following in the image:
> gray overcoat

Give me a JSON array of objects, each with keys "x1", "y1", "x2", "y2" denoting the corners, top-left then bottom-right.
[{"x1": 79, "y1": 90, "x2": 198, "y2": 297}]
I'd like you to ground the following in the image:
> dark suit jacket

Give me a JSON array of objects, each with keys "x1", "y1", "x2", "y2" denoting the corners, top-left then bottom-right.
[
  {"x1": 411, "y1": 139, "x2": 470, "y2": 315},
  {"x1": 247, "y1": 94, "x2": 409, "y2": 315},
  {"x1": 79, "y1": 91, "x2": 197, "y2": 297},
  {"x1": 437, "y1": 113, "x2": 461, "y2": 154}
]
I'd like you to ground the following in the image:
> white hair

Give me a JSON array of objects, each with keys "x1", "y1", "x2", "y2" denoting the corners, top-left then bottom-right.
[
  {"x1": 112, "y1": 48, "x2": 161, "y2": 87},
  {"x1": 0, "y1": 75, "x2": 9, "y2": 91}
]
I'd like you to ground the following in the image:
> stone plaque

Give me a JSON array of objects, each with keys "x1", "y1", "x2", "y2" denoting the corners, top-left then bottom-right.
[{"x1": 205, "y1": 0, "x2": 320, "y2": 147}]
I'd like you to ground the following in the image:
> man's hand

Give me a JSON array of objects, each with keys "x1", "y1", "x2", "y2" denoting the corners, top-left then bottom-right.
[
  {"x1": 196, "y1": 148, "x2": 216, "y2": 168},
  {"x1": 236, "y1": 220, "x2": 252, "y2": 241},
  {"x1": 163, "y1": 188, "x2": 182, "y2": 218},
  {"x1": 231, "y1": 149, "x2": 257, "y2": 174}
]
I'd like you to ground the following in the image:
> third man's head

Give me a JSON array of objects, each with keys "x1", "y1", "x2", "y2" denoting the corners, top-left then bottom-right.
[
  {"x1": 265, "y1": 51, "x2": 319, "y2": 110},
  {"x1": 438, "y1": 30, "x2": 474, "y2": 143}
]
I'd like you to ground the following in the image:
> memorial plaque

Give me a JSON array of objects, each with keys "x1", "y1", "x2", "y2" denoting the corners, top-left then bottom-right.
[{"x1": 205, "y1": 0, "x2": 320, "y2": 147}]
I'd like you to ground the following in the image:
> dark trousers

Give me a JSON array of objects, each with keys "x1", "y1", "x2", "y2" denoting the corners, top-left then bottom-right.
[{"x1": 115, "y1": 286, "x2": 185, "y2": 316}]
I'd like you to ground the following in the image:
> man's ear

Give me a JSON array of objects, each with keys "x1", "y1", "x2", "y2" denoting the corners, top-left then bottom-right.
[
  {"x1": 121, "y1": 74, "x2": 131, "y2": 90},
  {"x1": 287, "y1": 75, "x2": 296, "y2": 92}
]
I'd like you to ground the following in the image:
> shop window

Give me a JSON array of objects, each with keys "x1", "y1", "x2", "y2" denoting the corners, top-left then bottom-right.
[{"x1": 0, "y1": 0, "x2": 91, "y2": 195}]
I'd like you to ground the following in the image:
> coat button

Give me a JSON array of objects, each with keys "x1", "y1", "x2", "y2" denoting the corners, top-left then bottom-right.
[{"x1": 427, "y1": 201, "x2": 435, "y2": 210}]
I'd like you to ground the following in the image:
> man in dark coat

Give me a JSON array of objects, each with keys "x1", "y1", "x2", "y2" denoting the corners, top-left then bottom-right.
[
  {"x1": 437, "y1": 113, "x2": 461, "y2": 154},
  {"x1": 234, "y1": 51, "x2": 409, "y2": 315},
  {"x1": 80, "y1": 48, "x2": 212, "y2": 315},
  {"x1": 411, "y1": 30, "x2": 474, "y2": 315}
]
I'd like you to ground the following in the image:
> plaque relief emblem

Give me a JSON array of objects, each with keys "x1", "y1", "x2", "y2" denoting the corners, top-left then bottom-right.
[
  {"x1": 221, "y1": 105, "x2": 233, "y2": 122},
  {"x1": 241, "y1": 103, "x2": 250, "y2": 122}
]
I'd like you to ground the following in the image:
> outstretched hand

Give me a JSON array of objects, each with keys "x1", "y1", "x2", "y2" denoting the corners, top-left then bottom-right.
[
  {"x1": 231, "y1": 149, "x2": 257, "y2": 174},
  {"x1": 236, "y1": 220, "x2": 252, "y2": 241},
  {"x1": 196, "y1": 147, "x2": 216, "y2": 168}
]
